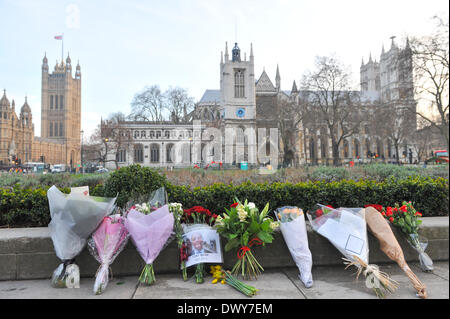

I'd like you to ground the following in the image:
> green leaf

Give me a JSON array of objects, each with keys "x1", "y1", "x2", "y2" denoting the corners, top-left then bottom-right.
[
  {"x1": 261, "y1": 219, "x2": 271, "y2": 232},
  {"x1": 249, "y1": 220, "x2": 260, "y2": 233},
  {"x1": 225, "y1": 237, "x2": 240, "y2": 252},
  {"x1": 257, "y1": 231, "x2": 273, "y2": 243},
  {"x1": 259, "y1": 202, "x2": 270, "y2": 222}
]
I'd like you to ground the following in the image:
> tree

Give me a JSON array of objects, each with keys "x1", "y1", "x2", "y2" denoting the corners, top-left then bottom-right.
[
  {"x1": 372, "y1": 104, "x2": 414, "y2": 164},
  {"x1": 130, "y1": 85, "x2": 166, "y2": 121},
  {"x1": 129, "y1": 85, "x2": 195, "y2": 122},
  {"x1": 85, "y1": 112, "x2": 134, "y2": 169},
  {"x1": 409, "y1": 15, "x2": 449, "y2": 151},
  {"x1": 166, "y1": 87, "x2": 195, "y2": 123},
  {"x1": 301, "y1": 55, "x2": 361, "y2": 165}
]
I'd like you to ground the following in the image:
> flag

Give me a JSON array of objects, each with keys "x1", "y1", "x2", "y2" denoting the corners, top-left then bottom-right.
[{"x1": 54, "y1": 35, "x2": 63, "y2": 40}]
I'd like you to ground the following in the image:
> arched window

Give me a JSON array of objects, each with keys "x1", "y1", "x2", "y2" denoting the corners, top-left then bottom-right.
[
  {"x1": 141, "y1": 130, "x2": 146, "y2": 138},
  {"x1": 116, "y1": 149, "x2": 126, "y2": 163},
  {"x1": 49, "y1": 122, "x2": 53, "y2": 136},
  {"x1": 343, "y1": 139, "x2": 349, "y2": 158},
  {"x1": 320, "y1": 138, "x2": 327, "y2": 158},
  {"x1": 54, "y1": 122, "x2": 58, "y2": 137},
  {"x1": 309, "y1": 138, "x2": 316, "y2": 160},
  {"x1": 354, "y1": 139, "x2": 360, "y2": 158},
  {"x1": 234, "y1": 70, "x2": 245, "y2": 98},
  {"x1": 60, "y1": 122, "x2": 63, "y2": 137},
  {"x1": 150, "y1": 144, "x2": 160, "y2": 163},
  {"x1": 134, "y1": 144, "x2": 144, "y2": 163},
  {"x1": 166, "y1": 143, "x2": 174, "y2": 163}
]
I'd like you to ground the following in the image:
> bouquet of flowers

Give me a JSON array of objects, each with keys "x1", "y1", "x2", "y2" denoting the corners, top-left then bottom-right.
[
  {"x1": 307, "y1": 204, "x2": 398, "y2": 298},
  {"x1": 364, "y1": 206, "x2": 427, "y2": 298},
  {"x1": 47, "y1": 185, "x2": 117, "y2": 288},
  {"x1": 215, "y1": 199, "x2": 279, "y2": 280},
  {"x1": 182, "y1": 205, "x2": 221, "y2": 283},
  {"x1": 210, "y1": 265, "x2": 258, "y2": 297},
  {"x1": 168, "y1": 202, "x2": 188, "y2": 280},
  {"x1": 275, "y1": 206, "x2": 313, "y2": 288},
  {"x1": 381, "y1": 201, "x2": 433, "y2": 272},
  {"x1": 87, "y1": 214, "x2": 130, "y2": 294},
  {"x1": 125, "y1": 203, "x2": 174, "y2": 285}
]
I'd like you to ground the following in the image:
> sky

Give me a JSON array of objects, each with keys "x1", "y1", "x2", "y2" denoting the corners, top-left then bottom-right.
[{"x1": 0, "y1": 0, "x2": 448, "y2": 140}]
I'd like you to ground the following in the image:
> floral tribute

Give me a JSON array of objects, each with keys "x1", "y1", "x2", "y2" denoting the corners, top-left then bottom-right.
[
  {"x1": 215, "y1": 199, "x2": 279, "y2": 280},
  {"x1": 379, "y1": 201, "x2": 433, "y2": 272},
  {"x1": 210, "y1": 265, "x2": 258, "y2": 297},
  {"x1": 182, "y1": 205, "x2": 219, "y2": 284},
  {"x1": 168, "y1": 202, "x2": 188, "y2": 280}
]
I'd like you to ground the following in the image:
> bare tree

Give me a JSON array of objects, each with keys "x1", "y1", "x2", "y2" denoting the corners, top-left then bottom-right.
[
  {"x1": 84, "y1": 112, "x2": 134, "y2": 169},
  {"x1": 301, "y1": 55, "x2": 362, "y2": 165},
  {"x1": 166, "y1": 87, "x2": 195, "y2": 123},
  {"x1": 130, "y1": 85, "x2": 166, "y2": 121},
  {"x1": 372, "y1": 104, "x2": 414, "y2": 164},
  {"x1": 409, "y1": 15, "x2": 449, "y2": 151}
]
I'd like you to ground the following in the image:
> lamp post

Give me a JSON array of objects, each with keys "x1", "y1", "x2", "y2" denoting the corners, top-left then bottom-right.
[{"x1": 80, "y1": 130, "x2": 84, "y2": 174}]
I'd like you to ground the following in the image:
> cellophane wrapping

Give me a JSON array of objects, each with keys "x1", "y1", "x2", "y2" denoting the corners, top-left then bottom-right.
[
  {"x1": 47, "y1": 185, "x2": 117, "y2": 288},
  {"x1": 124, "y1": 204, "x2": 174, "y2": 283},
  {"x1": 87, "y1": 214, "x2": 130, "y2": 294},
  {"x1": 307, "y1": 204, "x2": 369, "y2": 263},
  {"x1": 275, "y1": 206, "x2": 313, "y2": 288}
]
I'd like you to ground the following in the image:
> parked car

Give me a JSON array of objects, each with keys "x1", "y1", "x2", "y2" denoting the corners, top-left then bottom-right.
[{"x1": 95, "y1": 167, "x2": 109, "y2": 173}]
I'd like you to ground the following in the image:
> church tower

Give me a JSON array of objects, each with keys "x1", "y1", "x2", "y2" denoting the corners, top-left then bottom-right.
[
  {"x1": 41, "y1": 53, "x2": 81, "y2": 168},
  {"x1": 220, "y1": 42, "x2": 257, "y2": 164}
]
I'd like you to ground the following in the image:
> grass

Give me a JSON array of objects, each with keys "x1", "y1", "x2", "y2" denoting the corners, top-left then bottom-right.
[{"x1": 1, "y1": 163, "x2": 447, "y2": 190}]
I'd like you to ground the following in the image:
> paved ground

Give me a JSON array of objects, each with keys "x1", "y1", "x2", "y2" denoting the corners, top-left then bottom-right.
[{"x1": 0, "y1": 261, "x2": 448, "y2": 299}]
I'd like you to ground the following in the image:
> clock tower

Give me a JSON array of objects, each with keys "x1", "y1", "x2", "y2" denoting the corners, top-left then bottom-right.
[{"x1": 219, "y1": 42, "x2": 257, "y2": 164}]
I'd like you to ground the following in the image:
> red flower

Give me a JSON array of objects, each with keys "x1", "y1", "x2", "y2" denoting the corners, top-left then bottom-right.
[
  {"x1": 326, "y1": 205, "x2": 334, "y2": 209},
  {"x1": 364, "y1": 204, "x2": 383, "y2": 212},
  {"x1": 381, "y1": 211, "x2": 386, "y2": 216},
  {"x1": 230, "y1": 203, "x2": 239, "y2": 208},
  {"x1": 315, "y1": 209, "x2": 323, "y2": 217},
  {"x1": 400, "y1": 205, "x2": 408, "y2": 213},
  {"x1": 415, "y1": 212, "x2": 422, "y2": 217},
  {"x1": 389, "y1": 217, "x2": 394, "y2": 223},
  {"x1": 386, "y1": 207, "x2": 393, "y2": 217}
]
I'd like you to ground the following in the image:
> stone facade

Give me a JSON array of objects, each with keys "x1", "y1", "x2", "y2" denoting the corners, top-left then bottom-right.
[
  {"x1": 0, "y1": 54, "x2": 82, "y2": 168},
  {"x1": 102, "y1": 39, "x2": 419, "y2": 168}
]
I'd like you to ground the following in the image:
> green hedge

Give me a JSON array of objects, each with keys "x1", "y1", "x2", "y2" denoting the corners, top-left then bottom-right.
[{"x1": 0, "y1": 165, "x2": 448, "y2": 227}]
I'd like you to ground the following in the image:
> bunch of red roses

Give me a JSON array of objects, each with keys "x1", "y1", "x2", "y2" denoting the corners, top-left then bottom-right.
[{"x1": 183, "y1": 206, "x2": 218, "y2": 226}]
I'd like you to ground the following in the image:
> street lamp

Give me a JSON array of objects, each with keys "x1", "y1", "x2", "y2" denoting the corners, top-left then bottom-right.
[{"x1": 80, "y1": 130, "x2": 84, "y2": 174}]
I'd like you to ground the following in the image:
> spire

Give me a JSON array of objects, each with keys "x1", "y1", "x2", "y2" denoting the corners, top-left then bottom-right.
[
  {"x1": 381, "y1": 43, "x2": 385, "y2": 54},
  {"x1": 368, "y1": 52, "x2": 373, "y2": 63},
  {"x1": 43, "y1": 52, "x2": 48, "y2": 64},
  {"x1": 361, "y1": 57, "x2": 364, "y2": 66},
  {"x1": 250, "y1": 43, "x2": 254, "y2": 59},
  {"x1": 66, "y1": 52, "x2": 71, "y2": 64},
  {"x1": 390, "y1": 36, "x2": 397, "y2": 50},
  {"x1": 220, "y1": 51, "x2": 223, "y2": 64},
  {"x1": 225, "y1": 42, "x2": 229, "y2": 61},
  {"x1": 405, "y1": 37, "x2": 411, "y2": 49},
  {"x1": 275, "y1": 64, "x2": 280, "y2": 92},
  {"x1": 291, "y1": 80, "x2": 298, "y2": 94}
]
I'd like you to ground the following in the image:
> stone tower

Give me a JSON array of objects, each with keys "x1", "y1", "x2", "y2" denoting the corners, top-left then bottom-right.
[
  {"x1": 220, "y1": 42, "x2": 257, "y2": 164},
  {"x1": 41, "y1": 53, "x2": 81, "y2": 168}
]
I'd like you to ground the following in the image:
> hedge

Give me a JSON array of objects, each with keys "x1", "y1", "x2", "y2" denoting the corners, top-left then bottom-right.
[{"x1": 0, "y1": 165, "x2": 448, "y2": 227}]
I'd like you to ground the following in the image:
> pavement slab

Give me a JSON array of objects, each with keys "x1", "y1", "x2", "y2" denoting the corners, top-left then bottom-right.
[
  {"x1": 0, "y1": 276, "x2": 139, "y2": 299},
  {"x1": 0, "y1": 262, "x2": 447, "y2": 299},
  {"x1": 133, "y1": 270, "x2": 306, "y2": 299}
]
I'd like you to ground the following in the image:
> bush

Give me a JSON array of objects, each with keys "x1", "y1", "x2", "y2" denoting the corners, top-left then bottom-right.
[
  {"x1": 0, "y1": 165, "x2": 448, "y2": 228},
  {"x1": 99, "y1": 164, "x2": 168, "y2": 208}
]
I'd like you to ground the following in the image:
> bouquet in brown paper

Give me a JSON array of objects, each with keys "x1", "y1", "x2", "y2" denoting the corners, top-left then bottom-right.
[
  {"x1": 307, "y1": 204, "x2": 398, "y2": 298},
  {"x1": 364, "y1": 205, "x2": 428, "y2": 299}
]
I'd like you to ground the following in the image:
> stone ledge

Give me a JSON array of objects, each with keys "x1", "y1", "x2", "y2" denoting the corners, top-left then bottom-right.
[{"x1": 0, "y1": 217, "x2": 448, "y2": 280}]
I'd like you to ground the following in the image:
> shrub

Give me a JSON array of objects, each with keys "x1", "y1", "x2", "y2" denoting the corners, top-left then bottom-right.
[{"x1": 100, "y1": 164, "x2": 168, "y2": 208}]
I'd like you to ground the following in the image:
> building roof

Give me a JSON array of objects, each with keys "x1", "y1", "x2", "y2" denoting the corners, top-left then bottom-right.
[
  {"x1": 255, "y1": 70, "x2": 276, "y2": 93},
  {"x1": 199, "y1": 89, "x2": 220, "y2": 104}
]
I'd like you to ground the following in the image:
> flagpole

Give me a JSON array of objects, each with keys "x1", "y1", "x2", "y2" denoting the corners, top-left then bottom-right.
[{"x1": 62, "y1": 33, "x2": 64, "y2": 63}]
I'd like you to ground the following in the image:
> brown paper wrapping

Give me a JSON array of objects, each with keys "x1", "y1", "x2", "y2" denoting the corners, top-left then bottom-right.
[{"x1": 365, "y1": 207, "x2": 427, "y2": 299}]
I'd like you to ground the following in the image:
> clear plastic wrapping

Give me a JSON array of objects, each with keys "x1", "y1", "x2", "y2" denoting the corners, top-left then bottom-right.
[
  {"x1": 87, "y1": 214, "x2": 130, "y2": 294},
  {"x1": 275, "y1": 206, "x2": 313, "y2": 288},
  {"x1": 47, "y1": 185, "x2": 117, "y2": 288}
]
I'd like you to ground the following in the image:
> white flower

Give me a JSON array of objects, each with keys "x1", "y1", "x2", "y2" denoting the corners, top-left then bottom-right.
[
  {"x1": 247, "y1": 202, "x2": 256, "y2": 210},
  {"x1": 237, "y1": 205, "x2": 248, "y2": 222},
  {"x1": 215, "y1": 215, "x2": 224, "y2": 226},
  {"x1": 270, "y1": 221, "x2": 280, "y2": 230}
]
